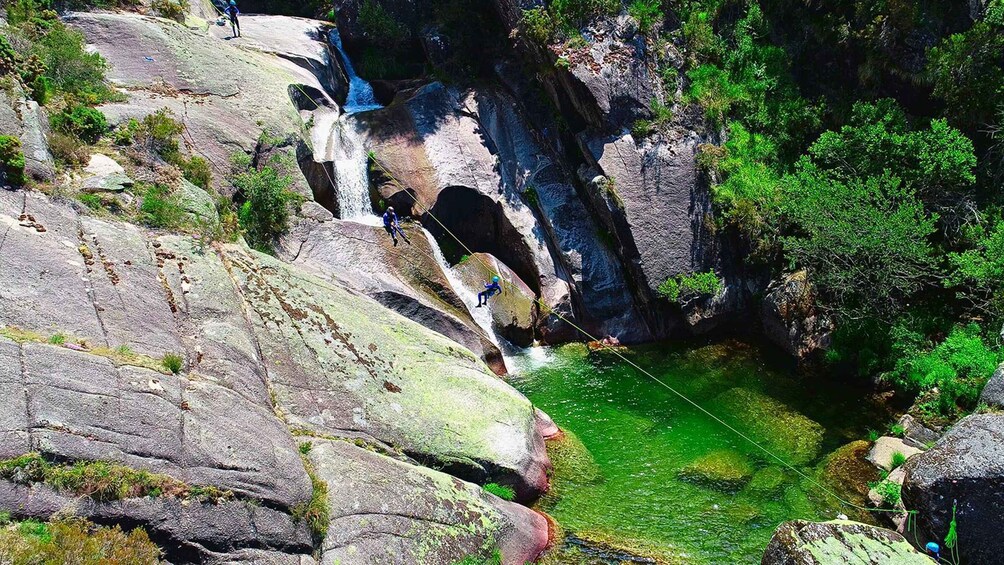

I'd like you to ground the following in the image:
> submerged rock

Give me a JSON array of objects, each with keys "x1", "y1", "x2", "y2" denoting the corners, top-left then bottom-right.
[
  {"x1": 902, "y1": 414, "x2": 1004, "y2": 564},
  {"x1": 761, "y1": 520, "x2": 933, "y2": 564},
  {"x1": 678, "y1": 450, "x2": 754, "y2": 492},
  {"x1": 709, "y1": 388, "x2": 824, "y2": 466}
]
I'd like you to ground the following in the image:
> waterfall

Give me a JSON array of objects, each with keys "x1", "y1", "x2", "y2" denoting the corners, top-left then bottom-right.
[
  {"x1": 329, "y1": 119, "x2": 375, "y2": 221},
  {"x1": 329, "y1": 28, "x2": 383, "y2": 114}
]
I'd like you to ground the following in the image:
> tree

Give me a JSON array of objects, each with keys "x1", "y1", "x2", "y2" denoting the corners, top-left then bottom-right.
[
  {"x1": 946, "y1": 220, "x2": 1004, "y2": 318},
  {"x1": 782, "y1": 167, "x2": 938, "y2": 323}
]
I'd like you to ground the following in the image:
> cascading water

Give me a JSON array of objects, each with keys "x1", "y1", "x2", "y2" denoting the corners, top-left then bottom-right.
[{"x1": 329, "y1": 28, "x2": 383, "y2": 114}]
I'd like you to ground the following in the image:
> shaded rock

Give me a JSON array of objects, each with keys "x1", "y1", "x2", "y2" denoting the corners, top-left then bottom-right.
[
  {"x1": 761, "y1": 271, "x2": 832, "y2": 362},
  {"x1": 679, "y1": 275, "x2": 767, "y2": 336},
  {"x1": 82, "y1": 172, "x2": 134, "y2": 193},
  {"x1": 761, "y1": 520, "x2": 933, "y2": 564},
  {"x1": 277, "y1": 216, "x2": 505, "y2": 374},
  {"x1": 454, "y1": 252, "x2": 537, "y2": 346},
  {"x1": 224, "y1": 247, "x2": 551, "y2": 502},
  {"x1": 710, "y1": 388, "x2": 824, "y2": 466},
  {"x1": 866, "y1": 437, "x2": 922, "y2": 471},
  {"x1": 897, "y1": 414, "x2": 940, "y2": 450},
  {"x1": 979, "y1": 361, "x2": 1004, "y2": 409},
  {"x1": 902, "y1": 414, "x2": 1004, "y2": 565},
  {"x1": 309, "y1": 439, "x2": 548, "y2": 565},
  {"x1": 678, "y1": 450, "x2": 754, "y2": 492},
  {"x1": 817, "y1": 441, "x2": 880, "y2": 521}
]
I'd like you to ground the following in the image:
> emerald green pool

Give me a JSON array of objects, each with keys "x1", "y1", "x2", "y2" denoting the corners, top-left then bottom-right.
[{"x1": 509, "y1": 340, "x2": 893, "y2": 564}]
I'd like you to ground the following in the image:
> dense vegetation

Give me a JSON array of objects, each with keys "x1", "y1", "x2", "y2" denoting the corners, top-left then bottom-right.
[
  {"x1": 512, "y1": 0, "x2": 1003, "y2": 420},
  {"x1": 0, "y1": 515, "x2": 161, "y2": 564}
]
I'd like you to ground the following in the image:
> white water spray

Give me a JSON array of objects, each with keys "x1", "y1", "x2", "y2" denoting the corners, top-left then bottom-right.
[{"x1": 329, "y1": 28, "x2": 383, "y2": 114}]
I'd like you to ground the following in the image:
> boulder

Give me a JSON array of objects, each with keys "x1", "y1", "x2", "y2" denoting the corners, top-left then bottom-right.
[
  {"x1": 224, "y1": 245, "x2": 551, "y2": 502},
  {"x1": 454, "y1": 252, "x2": 537, "y2": 346},
  {"x1": 309, "y1": 439, "x2": 548, "y2": 565},
  {"x1": 866, "y1": 437, "x2": 922, "y2": 471},
  {"x1": 761, "y1": 520, "x2": 933, "y2": 564},
  {"x1": 176, "y1": 178, "x2": 219, "y2": 223},
  {"x1": 979, "y1": 362, "x2": 1004, "y2": 409},
  {"x1": 902, "y1": 414, "x2": 1004, "y2": 564},
  {"x1": 0, "y1": 89, "x2": 55, "y2": 182},
  {"x1": 277, "y1": 216, "x2": 506, "y2": 374},
  {"x1": 897, "y1": 414, "x2": 940, "y2": 450},
  {"x1": 761, "y1": 271, "x2": 832, "y2": 361},
  {"x1": 678, "y1": 450, "x2": 754, "y2": 492}
]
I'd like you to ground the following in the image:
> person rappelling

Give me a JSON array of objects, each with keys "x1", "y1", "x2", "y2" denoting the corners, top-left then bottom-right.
[
  {"x1": 223, "y1": 0, "x2": 241, "y2": 38},
  {"x1": 382, "y1": 206, "x2": 409, "y2": 246},
  {"x1": 476, "y1": 276, "x2": 501, "y2": 308}
]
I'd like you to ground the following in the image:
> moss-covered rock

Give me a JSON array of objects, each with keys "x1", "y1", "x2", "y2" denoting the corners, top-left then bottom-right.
[
  {"x1": 710, "y1": 388, "x2": 824, "y2": 466},
  {"x1": 678, "y1": 450, "x2": 754, "y2": 491},
  {"x1": 536, "y1": 430, "x2": 601, "y2": 512},
  {"x1": 762, "y1": 520, "x2": 932, "y2": 564},
  {"x1": 746, "y1": 466, "x2": 787, "y2": 495},
  {"x1": 817, "y1": 440, "x2": 880, "y2": 520}
]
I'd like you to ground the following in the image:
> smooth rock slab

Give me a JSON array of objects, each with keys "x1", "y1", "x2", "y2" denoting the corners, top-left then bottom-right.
[
  {"x1": 979, "y1": 362, "x2": 1004, "y2": 410},
  {"x1": 309, "y1": 439, "x2": 548, "y2": 565},
  {"x1": 761, "y1": 520, "x2": 933, "y2": 564},
  {"x1": 866, "y1": 437, "x2": 922, "y2": 471}
]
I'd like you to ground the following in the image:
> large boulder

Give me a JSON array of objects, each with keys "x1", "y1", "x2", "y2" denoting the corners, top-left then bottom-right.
[
  {"x1": 761, "y1": 271, "x2": 832, "y2": 362},
  {"x1": 761, "y1": 520, "x2": 933, "y2": 564},
  {"x1": 0, "y1": 88, "x2": 55, "y2": 182},
  {"x1": 902, "y1": 414, "x2": 1004, "y2": 564},
  {"x1": 309, "y1": 439, "x2": 548, "y2": 565},
  {"x1": 278, "y1": 213, "x2": 506, "y2": 374}
]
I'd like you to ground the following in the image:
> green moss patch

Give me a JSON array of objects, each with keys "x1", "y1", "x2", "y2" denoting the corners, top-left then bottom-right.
[
  {"x1": 745, "y1": 466, "x2": 787, "y2": 495},
  {"x1": 292, "y1": 454, "x2": 330, "y2": 542},
  {"x1": 678, "y1": 450, "x2": 754, "y2": 491},
  {"x1": 709, "y1": 388, "x2": 824, "y2": 465}
]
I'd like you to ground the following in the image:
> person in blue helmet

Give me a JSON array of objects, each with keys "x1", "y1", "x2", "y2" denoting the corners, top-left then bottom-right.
[
  {"x1": 477, "y1": 276, "x2": 501, "y2": 307},
  {"x1": 223, "y1": 0, "x2": 240, "y2": 38},
  {"x1": 382, "y1": 206, "x2": 408, "y2": 246}
]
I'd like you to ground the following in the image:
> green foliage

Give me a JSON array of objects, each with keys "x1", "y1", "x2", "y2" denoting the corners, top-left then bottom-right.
[
  {"x1": 140, "y1": 184, "x2": 186, "y2": 229},
  {"x1": 520, "y1": 7, "x2": 554, "y2": 44},
  {"x1": 135, "y1": 108, "x2": 184, "y2": 159},
  {"x1": 161, "y1": 353, "x2": 183, "y2": 374},
  {"x1": 658, "y1": 270, "x2": 721, "y2": 303},
  {"x1": 884, "y1": 324, "x2": 1001, "y2": 417},
  {"x1": 47, "y1": 132, "x2": 89, "y2": 168},
  {"x1": 926, "y1": 14, "x2": 1004, "y2": 129},
  {"x1": 358, "y1": 0, "x2": 407, "y2": 44},
  {"x1": 0, "y1": 452, "x2": 231, "y2": 503},
  {"x1": 870, "y1": 478, "x2": 901, "y2": 507},
  {"x1": 523, "y1": 184, "x2": 539, "y2": 206},
  {"x1": 518, "y1": 0, "x2": 619, "y2": 43},
  {"x1": 20, "y1": 4, "x2": 113, "y2": 103},
  {"x1": 50, "y1": 104, "x2": 107, "y2": 144},
  {"x1": 0, "y1": 517, "x2": 161, "y2": 564},
  {"x1": 180, "y1": 155, "x2": 211, "y2": 189},
  {"x1": 292, "y1": 457, "x2": 330, "y2": 541},
  {"x1": 298, "y1": 442, "x2": 312, "y2": 455},
  {"x1": 232, "y1": 153, "x2": 299, "y2": 253},
  {"x1": 782, "y1": 167, "x2": 937, "y2": 323},
  {"x1": 946, "y1": 221, "x2": 1004, "y2": 317},
  {"x1": 890, "y1": 451, "x2": 907, "y2": 469},
  {"x1": 0, "y1": 135, "x2": 26, "y2": 186},
  {"x1": 452, "y1": 549, "x2": 502, "y2": 565},
  {"x1": 151, "y1": 0, "x2": 188, "y2": 21},
  {"x1": 47, "y1": 333, "x2": 65, "y2": 345},
  {"x1": 889, "y1": 423, "x2": 905, "y2": 437},
  {"x1": 482, "y1": 482, "x2": 516, "y2": 501},
  {"x1": 628, "y1": 0, "x2": 662, "y2": 34},
  {"x1": 867, "y1": 429, "x2": 880, "y2": 442}
]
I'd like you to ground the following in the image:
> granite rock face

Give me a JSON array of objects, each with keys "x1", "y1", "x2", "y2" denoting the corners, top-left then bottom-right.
[
  {"x1": 761, "y1": 520, "x2": 933, "y2": 564},
  {"x1": 0, "y1": 190, "x2": 550, "y2": 563}
]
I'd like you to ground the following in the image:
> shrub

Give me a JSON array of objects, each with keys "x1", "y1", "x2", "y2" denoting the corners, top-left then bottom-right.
[
  {"x1": 298, "y1": 442, "x2": 312, "y2": 455},
  {"x1": 0, "y1": 517, "x2": 160, "y2": 563},
  {"x1": 140, "y1": 184, "x2": 187, "y2": 229},
  {"x1": 48, "y1": 132, "x2": 90, "y2": 168},
  {"x1": 452, "y1": 549, "x2": 502, "y2": 565},
  {"x1": 180, "y1": 155, "x2": 211, "y2": 189},
  {"x1": 50, "y1": 105, "x2": 107, "y2": 144},
  {"x1": 890, "y1": 451, "x2": 907, "y2": 469},
  {"x1": 33, "y1": 19, "x2": 112, "y2": 102},
  {"x1": 47, "y1": 333, "x2": 65, "y2": 345},
  {"x1": 77, "y1": 193, "x2": 104, "y2": 210},
  {"x1": 658, "y1": 270, "x2": 721, "y2": 302},
  {"x1": 628, "y1": 0, "x2": 662, "y2": 34},
  {"x1": 136, "y1": 108, "x2": 183, "y2": 160},
  {"x1": 889, "y1": 423, "x2": 905, "y2": 437},
  {"x1": 631, "y1": 119, "x2": 652, "y2": 139},
  {"x1": 482, "y1": 482, "x2": 516, "y2": 501},
  {"x1": 161, "y1": 353, "x2": 183, "y2": 374},
  {"x1": 0, "y1": 135, "x2": 26, "y2": 186},
  {"x1": 871, "y1": 479, "x2": 901, "y2": 507},
  {"x1": 232, "y1": 155, "x2": 299, "y2": 253},
  {"x1": 358, "y1": 0, "x2": 407, "y2": 44},
  {"x1": 520, "y1": 7, "x2": 554, "y2": 43},
  {"x1": 151, "y1": 0, "x2": 188, "y2": 21}
]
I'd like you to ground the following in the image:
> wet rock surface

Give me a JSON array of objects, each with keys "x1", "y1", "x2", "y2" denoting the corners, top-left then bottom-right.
[{"x1": 761, "y1": 520, "x2": 933, "y2": 564}]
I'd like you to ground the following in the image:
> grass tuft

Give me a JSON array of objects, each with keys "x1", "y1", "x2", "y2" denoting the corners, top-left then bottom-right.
[
  {"x1": 161, "y1": 353, "x2": 183, "y2": 374},
  {"x1": 482, "y1": 482, "x2": 516, "y2": 501}
]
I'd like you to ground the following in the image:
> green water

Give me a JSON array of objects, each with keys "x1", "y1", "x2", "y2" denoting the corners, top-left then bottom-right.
[{"x1": 509, "y1": 340, "x2": 892, "y2": 564}]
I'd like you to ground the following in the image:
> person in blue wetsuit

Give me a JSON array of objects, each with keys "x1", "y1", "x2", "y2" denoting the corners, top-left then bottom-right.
[
  {"x1": 382, "y1": 206, "x2": 408, "y2": 246},
  {"x1": 477, "y1": 276, "x2": 501, "y2": 307},
  {"x1": 223, "y1": 0, "x2": 240, "y2": 38}
]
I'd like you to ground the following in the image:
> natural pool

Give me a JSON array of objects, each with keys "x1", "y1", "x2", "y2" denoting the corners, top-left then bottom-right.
[{"x1": 509, "y1": 340, "x2": 893, "y2": 564}]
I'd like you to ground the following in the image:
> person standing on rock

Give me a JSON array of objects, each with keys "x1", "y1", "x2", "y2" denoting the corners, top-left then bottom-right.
[
  {"x1": 477, "y1": 276, "x2": 502, "y2": 308},
  {"x1": 223, "y1": 0, "x2": 241, "y2": 38},
  {"x1": 382, "y1": 206, "x2": 408, "y2": 246}
]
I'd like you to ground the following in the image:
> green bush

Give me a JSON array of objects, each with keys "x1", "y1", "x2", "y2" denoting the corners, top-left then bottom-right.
[
  {"x1": 628, "y1": 0, "x2": 662, "y2": 34},
  {"x1": 358, "y1": 0, "x2": 407, "y2": 44},
  {"x1": 140, "y1": 184, "x2": 186, "y2": 229},
  {"x1": 658, "y1": 270, "x2": 721, "y2": 303},
  {"x1": 452, "y1": 549, "x2": 502, "y2": 565},
  {"x1": 0, "y1": 517, "x2": 161, "y2": 564},
  {"x1": 47, "y1": 333, "x2": 66, "y2": 345},
  {"x1": 151, "y1": 0, "x2": 188, "y2": 21},
  {"x1": 0, "y1": 135, "x2": 26, "y2": 186},
  {"x1": 482, "y1": 482, "x2": 516, "y2": 501},
  {"x1": 50, "y1": 105, "x2": 107, "y2": 144},
  {"x1": 48, "y1": 132, "x2": 90, "y2": 168},
  {"x1": 180, "y1": 155, "x2": 211, "y2": 189},
  {"x1": 232, "y1": 154, "x2": 299, "y2": 253},
  {"x1": 136, "y1": 108, "x2": 184, "y2": 159},
  {"x1": 161, "y1": 353, "x2": 183, "y2": 374},
  {"x1": 884, "y1": 324, "x2": 1001, "y2": 417},
  {"x1": 946, "y1": 221, "x2": 1004, "y2": 317}
]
